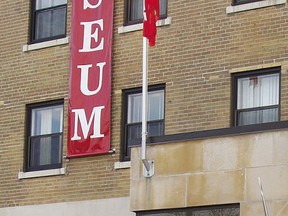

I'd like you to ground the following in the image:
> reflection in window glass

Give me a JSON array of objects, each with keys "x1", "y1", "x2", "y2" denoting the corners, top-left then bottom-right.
[
  {"x1": 140, "y1": 212, "x2": 186, "y2": 216},
  {"x1": 191, "y1": 207, "x2": 240, "y2": 216},
  {"x1": 36, "y1": 0, "x2": 67, "y2": 9},
  {"x1": 137, "y1": 205, "x2": 240, "y2": 216}
]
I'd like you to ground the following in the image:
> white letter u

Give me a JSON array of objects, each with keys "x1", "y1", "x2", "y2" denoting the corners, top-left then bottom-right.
[{"x1": 77, "y1": 62, "x2": 106, "y2": 96}]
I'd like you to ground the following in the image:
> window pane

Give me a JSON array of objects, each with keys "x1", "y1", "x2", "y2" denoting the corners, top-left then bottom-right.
[
  {"x1": 148, "y1": 120, "x2": 164, "y2": 137},
  {"x1": 137, "y1": 205, "x2": 239, "y2": 216},
  {"x1": 160, "y1": 0, "x2": 167, "y2": 16},
  {"x1": 128, "y1": 90, "x2": 164, "y2": 123},
  {"x1": 131, "y1": 0, "x2": 142, "y2": 21},
  {"x1": 234, "y1": 0, "x2": 262, "y2": 5},
  {"x1": 36, "y1": 0, "x2": 67, "y2": 10},
  {"x1": 238, "y1": 107, "x2": 278, "y2": 126},
  {"x1": 148, "y1": 90, "x2": 164, "y2": 121},
  {"x1": 191, "y1": 207, "x2": 240, "y2": 216},
  {"x1": 142, "y1": 213, "x2": 186, "y2": 216},
  {"x1": 29, "y1": 134, "x2": 62, "y2": 167},
  {"x1": 35, "y1": 6, "x2": 66, "y2": 40},
  {"x1": 237, "y1": 73, "x2": 279, "y2": 109},
  {"x1": 128, "y1": 93, "x2": 142, "y2": 123},
  {"x1": 51, "y1": 6, "x2": 66, "y2": 37},
  {"x1": 31, "y1": 105, "x2": 63, "y2": 136},
  {"x1": 127, "y1": 121, "x2": 163, "y2": 144},
  {"x1": 35, "y1": 10, "x2": 52, "y2": 40}
]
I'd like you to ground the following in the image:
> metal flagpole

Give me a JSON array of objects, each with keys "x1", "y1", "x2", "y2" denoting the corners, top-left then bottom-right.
[
  {"x1": 141, "y1": 0, "x2": 154, "y2": 178},
  {"x1": 258, "y1": 177, "x2": 270, "y2": 216}
]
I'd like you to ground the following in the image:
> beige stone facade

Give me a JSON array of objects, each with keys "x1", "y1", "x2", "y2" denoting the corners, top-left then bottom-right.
[
  {"x1": 131, "y1": 130, "x2": 288, "y2": 215},
  {"x1": 1, "y1": 0, "x2": 288, "y2": 215}
]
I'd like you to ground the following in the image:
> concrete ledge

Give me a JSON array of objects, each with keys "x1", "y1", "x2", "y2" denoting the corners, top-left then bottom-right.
[
  {"x1": 18, "y1": 167, "x2": 66, "y2": 179},
  {"x1": 0, "y1": 197, "x2": 135, "y2": 216},
  {"x1": 23, "y1": 37, "x2": 69, "y2": 52},
  {"x1": 114, "y1": 161, "x2": 131, "y2": 170},
  {"x1": 226, "y1": 0, "x2": 286, "y2": 14}
]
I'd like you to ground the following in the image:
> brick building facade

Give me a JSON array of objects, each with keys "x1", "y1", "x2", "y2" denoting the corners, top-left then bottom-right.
[{"x1": 1, "y1": 0, "x2": 288, "y2": 215}]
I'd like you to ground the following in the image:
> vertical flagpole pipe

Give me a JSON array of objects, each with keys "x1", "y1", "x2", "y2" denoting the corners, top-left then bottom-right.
[
  {"x1": 141, "y1": 35, "x2": 149, "y2": 171},
  {"x1": 141, "y1": 0, "x2": 154, "y2": 177}
]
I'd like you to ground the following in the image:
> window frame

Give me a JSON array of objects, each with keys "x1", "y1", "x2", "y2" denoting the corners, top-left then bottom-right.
[
  {"x1": 121, "y1": 84, "x2": 165, "y2": 161},
  {"x1": 231, "y1": 67, "x2": 281, "y2": 126},
  {"x1": 137, "y1": 204, "x2": 240, "y2": 216},
  {"x1": 25, "y1": 99, "x2": 64, "y2": 172},
  {"x1": 232, "y1": 0, "x2": 262, "y2": 5},
  {"x1": 124, "y1": 0, "x2": 168, "y2": 26},
  {"x1": 29, "y1": 0, "x2": 67, "y2": 44}
]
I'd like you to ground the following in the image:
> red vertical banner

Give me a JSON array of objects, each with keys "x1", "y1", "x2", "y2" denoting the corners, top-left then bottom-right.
[{"x1": 67, "y1": 0, "x2": 113, "y2": 158}]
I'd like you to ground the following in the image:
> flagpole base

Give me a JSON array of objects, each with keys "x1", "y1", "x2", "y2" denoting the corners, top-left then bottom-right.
[{"x1": 142, "y1": 159, "x2": 154, "y2": 178}]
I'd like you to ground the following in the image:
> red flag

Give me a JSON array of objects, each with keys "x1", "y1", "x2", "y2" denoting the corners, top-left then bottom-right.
[{"x1": 143, "y1": 0, "x2": 160, "y2": 46}]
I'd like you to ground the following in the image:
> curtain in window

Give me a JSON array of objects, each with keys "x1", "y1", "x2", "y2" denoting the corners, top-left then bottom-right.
[
  {"x1": 159, "y1": 0, "x2": 167, "y2": 15},
  {"x1": 131, "y1": 0, "x2": 143, "y2": 21},
  {"x1": 127, "y1": 90, "x2": 164, "y2": 123},
  {"x1": 237, "y1": 73, "x2": 279, "y2": 125},
  {"x1": 36, "y1": 0, "x2": 67, "y2": 10},
  {"x1": 35, "y1": 6, "x2": 66, "y2": 40},
  {"x1": 31, "y1": 105, "x2": 63, "y2": 167},
  {"x1": 148, "y1": 90, "x2": 164, "y2": 121},
  {"x1": 128, "y1": 92, "x2": 141, "y2": 123},
  {"x1": 34, "y1": 0, "x2": 66, "y2": 41}
]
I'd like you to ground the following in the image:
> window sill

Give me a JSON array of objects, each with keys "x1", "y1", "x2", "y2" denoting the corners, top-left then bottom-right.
[
  {"x1": 226, "y1": 0, "x2": 286, "y2": 14},
  {"x1": 22, "y1": 37, "x2": 69, "y2": 52},
  {"x1": 18, "y1": 167, "x2": 66, "y2": 179},
  {"x1": 114, "y1": 161, "x2": 131, "y2": 170},
  {"x1": 118, "y1": 17, "x2": 172, "y2": 34}
]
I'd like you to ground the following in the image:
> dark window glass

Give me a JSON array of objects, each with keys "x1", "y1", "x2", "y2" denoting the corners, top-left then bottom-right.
[
  {"x1": 137, "y1": 204, "x2": 240, "y2": 216},
  {"x1": 26, "y1": 100, "x2": 63, "y2": 171},
  {"x1": 122, "y1": 85, "x2": 165, "y2": 161},
  {"x1": 233, "y1": 68, "x2": 280, "y2": 126},
  {"x1": 30, "y1": 0, "x2": 67, "y2": 43},
  {"x1": 191, "y1": 207, "x2": 239, "y2": 216},
  {"x1": 126, "y1": 0, "x2": 167, "y2": 25},
  {"x1": 232, "y1": 0, "x2": 262, "y2": 6}
]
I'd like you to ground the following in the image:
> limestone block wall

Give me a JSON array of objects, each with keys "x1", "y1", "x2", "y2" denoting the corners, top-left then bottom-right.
[{"x1": 130, "y1": 130, "x2": 288, "y2": 215}]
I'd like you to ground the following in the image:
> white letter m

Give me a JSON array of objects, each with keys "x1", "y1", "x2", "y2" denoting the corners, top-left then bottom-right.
[{"x1": 71, "y1": 106, "x2": 105, "y2": 141}]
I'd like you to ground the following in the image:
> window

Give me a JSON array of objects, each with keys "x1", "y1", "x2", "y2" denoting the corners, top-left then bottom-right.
[
  {"x1": 25, "y1": 100, "x2": 64, "y2": 172},
  {"x1": 232, "y1": 67, "x2": 280, "y2": 126},
  {"x1": 232, "y1": 0, "x2": 262, "y2": 5},
  {"x1": 30, "y1": 0, "x2": 67, "y2": 43},
  {"x1": 125, "y1": 0, "x2": 167, "y2": 25},
  {"x1": 137, "y1": 204, "x2": 240, "y2": 216},
  {"x1": 122, "y1": 85, "x2": 165, "y2": 161}
]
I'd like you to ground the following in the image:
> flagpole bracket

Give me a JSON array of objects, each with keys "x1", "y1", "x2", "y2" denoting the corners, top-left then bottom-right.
[{"x1": 142, "y1": 159, "x2": 154, "y2": 178}]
